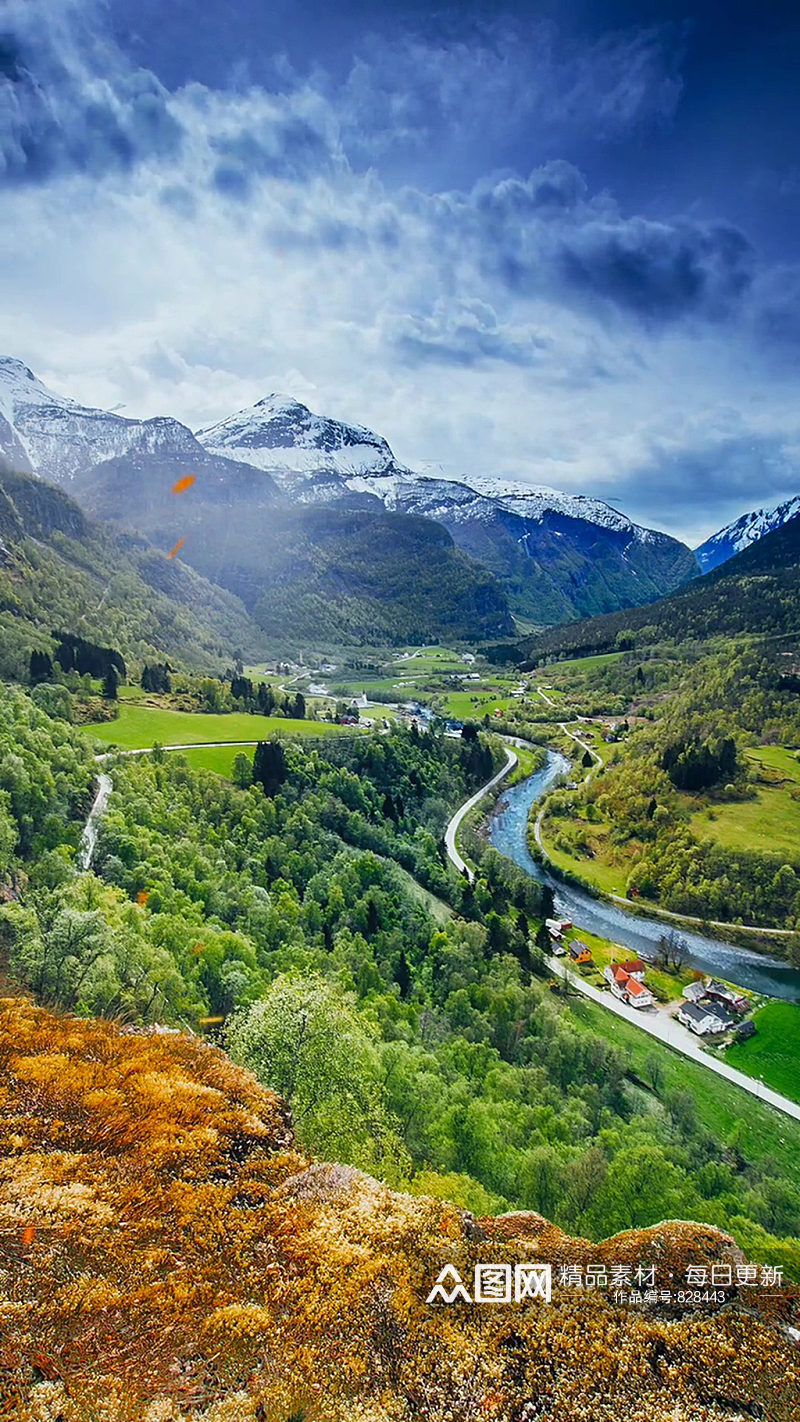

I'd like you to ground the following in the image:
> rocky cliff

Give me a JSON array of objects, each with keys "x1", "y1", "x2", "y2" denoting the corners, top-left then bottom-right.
[{"x1": 0, "y1": 1000, "x2": 796, "y2": 1421}]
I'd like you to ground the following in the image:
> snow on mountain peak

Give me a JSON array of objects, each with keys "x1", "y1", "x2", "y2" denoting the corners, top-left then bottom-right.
[
  {"x1": 468, "y1": 475, "x2": 635, "y2": 534},
  {"x1": 0, "y1": 356, "x2": 205, "y2": 483},
  {"x1": 196, "y1": 395, "x2": 400, "y2": 482},
  {"x1": 695, "y1": 494, "x2": 800, "y2": 572}
]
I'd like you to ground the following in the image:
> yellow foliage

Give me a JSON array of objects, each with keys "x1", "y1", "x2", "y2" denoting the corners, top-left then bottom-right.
[{"x1": 0, "y1": 998, "x2": 797, "y2": 1422}]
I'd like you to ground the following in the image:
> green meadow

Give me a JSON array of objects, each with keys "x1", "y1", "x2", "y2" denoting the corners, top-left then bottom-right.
[
  {"x1": 83, "y1": 703, "x2": 354, "y2": 750},
  {"x1": 723, "y1": 1001, "x2": 800, "y2": 1104}
]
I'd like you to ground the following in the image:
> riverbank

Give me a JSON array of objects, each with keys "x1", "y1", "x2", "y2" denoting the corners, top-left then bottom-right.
[
  {"x1": 487, "y1": 751, "x2": 800, "y2": 1001},
  {"x1": 441, "y1": 749, "x2": 800, "y2": 1121}
]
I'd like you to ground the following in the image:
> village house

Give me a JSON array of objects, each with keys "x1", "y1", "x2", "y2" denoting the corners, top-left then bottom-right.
[
  {"x1": 615, "y1": 959, "x2": 647, "y2": 981},
  {"x1": 704, "y1": 980, "x2": 750, "y2": 1015},
  {"x1": 546, "y1": 919, "x2": 572, "y2": 937},
  {"x1": 682, "y1": 980, "x2": 708, "y2": 1003},
  {"x1": 677, "y1": 1001, "x2": 735, "y2": 1036},
  {"x1": 603, "y1": 961, "x2": 654, "y2": 1009},
  {"x1": 569, "y1": 941, "x2": 593, "y2": 965}
]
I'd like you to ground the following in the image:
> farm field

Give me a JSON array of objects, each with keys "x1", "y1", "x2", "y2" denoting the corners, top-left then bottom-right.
[
  {"x1": 172, "y1": 745, "x2": 255, "y2": 776},
  {"x1": 691, "y1": 784, "x2": 800, "y2": 860},
  {"x1": 83, "y1": 703, "x2": 354, "y2": 750},
  {"x1": 746, "y1": 745, "x2": 800, "y2": 782},
  {"x1": 723, "y1": 1001, "x2": 800, "y2": 1104},
  {"x1": 438, "y1": 689, "x2": 518, "y2": 719},
  {"x1": 542, "y1": 651, "x2": 625, "y2": 675},
  {"x1": 537, "y1": 814, "x2": 629, "y2": 897}
]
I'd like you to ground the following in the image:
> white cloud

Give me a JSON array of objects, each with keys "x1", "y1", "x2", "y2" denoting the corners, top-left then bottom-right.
[{"x1": 0, "y1": 0, "x2": 797, "y2": 545}]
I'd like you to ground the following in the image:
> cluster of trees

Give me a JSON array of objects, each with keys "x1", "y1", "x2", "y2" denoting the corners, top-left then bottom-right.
[
  {"x1": 0, "y1": 684, "x2": 94, "y2": 878},
  {"x1": 230, "y1": 675, "x2": 306, "y2": 719},
  {"x1": 662, "y1": 730, "x2": 739, "y2": 791},
  {"x1": 55, "y1": 633, "x2": 126, "y2": 682},
  {"x1": 540, "y1": 642, "x2": 800, "y2": 927},
  {"x1": 141, "y1": 662, "x2": 172, "y2": 693}
]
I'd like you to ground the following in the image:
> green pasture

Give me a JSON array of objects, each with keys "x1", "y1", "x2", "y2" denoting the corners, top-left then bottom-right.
[
  {"x1": 723, "y1": 1001, "x2": 800, "y2": 1104},
  {"x1": 568, "y1": 994, "x2": 800, "y2": 1181},
  {"x1": 83, "y1": 703, "x2": 354, "y2": 750},
  {"x1": 691, "y1": 784, "x2": 800, "y2": 861}
]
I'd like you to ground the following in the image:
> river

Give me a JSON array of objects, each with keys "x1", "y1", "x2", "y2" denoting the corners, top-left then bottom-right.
[{"x1": 488, "y1": 750, "x2": 800, "y2": 1002}]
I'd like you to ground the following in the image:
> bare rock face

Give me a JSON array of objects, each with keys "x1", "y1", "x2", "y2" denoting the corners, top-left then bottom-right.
[{"x1": 1, "y1": 1001, "x2": 797, "y2": 1422}]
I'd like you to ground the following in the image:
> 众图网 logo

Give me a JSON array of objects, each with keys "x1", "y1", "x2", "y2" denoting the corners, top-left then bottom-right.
[{"x1": 426, "y1": 1263, "x2": 552, "y2": 1305}]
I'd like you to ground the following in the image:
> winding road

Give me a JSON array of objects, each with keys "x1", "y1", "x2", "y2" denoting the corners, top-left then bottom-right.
[
  {"x1": 81, "y1": 732, "x2": 800, "y2": 1120},
  {"x1": 443, "y1": 746, "x2": 518, "y2": 883}
]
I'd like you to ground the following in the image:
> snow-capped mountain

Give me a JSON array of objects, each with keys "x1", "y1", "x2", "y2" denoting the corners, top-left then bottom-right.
[
  {"x1": 198, "y1": 394, "x2": 637, "y2": 529},
  {"x1": 695, "y1": 496, "x2": 800, "y2": 573},
  {"x1": 197, "y1": 393, "x2": 697, "y2": 621},
  {"x1": 0, "y1": 357, "x2": 201, "y2": 484},
  {"x1": 196, "y1": 395, "x2": 401, "y2": 486},
  {"x1": 0, "y1": 359, "x2": 697, "y2": 627}
]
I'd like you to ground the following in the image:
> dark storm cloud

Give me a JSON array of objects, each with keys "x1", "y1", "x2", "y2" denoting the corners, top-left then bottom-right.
[
  {"x1": 556, "y1": 218, "x2": 755, "y2": 320},
  {"x1": 443, "y1": 164, "x2": 757, "y2": 324},
  {"x1": 0, "y1": 1, "x2": 182, "y2": 183},
  {"x1": 613, "y1": 434, "x2": 798, "y2": 532}
]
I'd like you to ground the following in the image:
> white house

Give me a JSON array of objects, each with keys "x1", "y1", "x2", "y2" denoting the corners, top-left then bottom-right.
[
  {"x1": 604, "y1": 963, "x2": 654, "y2": 1009},
  {"x1": 677, "y1": 1002, "x2": 729, "y2": 1036},
  {"x1": 546, "y1": 918, "x2": 572, "y2": 936},
  {"x1": 682, "y1": 980, "x2": 708, "y2": 1003}
]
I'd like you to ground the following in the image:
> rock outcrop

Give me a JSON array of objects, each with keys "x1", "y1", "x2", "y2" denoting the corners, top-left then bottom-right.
[{"x1": 0, "y1": 1000, "x2": 797, "y2": 1421}]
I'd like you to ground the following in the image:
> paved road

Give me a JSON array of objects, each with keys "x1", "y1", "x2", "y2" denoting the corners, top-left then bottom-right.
[
  {"x1": 548, "y1": 955, "x2": 800, "y2": 1123},
  {"x1": 444, "y1": 747, "x2": 518, "y2": 883}
]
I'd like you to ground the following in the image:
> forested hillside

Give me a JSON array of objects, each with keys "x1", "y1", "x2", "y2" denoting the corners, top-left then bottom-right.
[
  {"x1": 533, "y1": 636, "x2": 800, "y2": 929},
  {"x1": 520, "y1": 514, "x2": 800, "y2": 664},
  {"x1": 0, "y1": 463, "x2": 266, "y2": 677},
  {"x1": 74, "y1": 456, "x2": 515, "y2": 646},
  {"x1": 1, "y1": 683, "x2": 799, "y2": 1280}
]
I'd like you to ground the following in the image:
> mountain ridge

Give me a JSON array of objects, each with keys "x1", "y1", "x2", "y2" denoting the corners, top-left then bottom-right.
[
  {"x1": 696, "y1": 493, "x2": 800, "y2": 572},
  {"x1": 0, "y1": 460, "x2": 268, "y2": 677},
  {"x1": 0, "y1": 359, "x2": 698, "y2": 630},
  {"x1": 519, "y1": 510, "x2": 800, "y2": 663}
]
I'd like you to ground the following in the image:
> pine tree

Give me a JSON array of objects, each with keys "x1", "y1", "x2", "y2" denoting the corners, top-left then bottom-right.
[
  {"x1": 29, "y1": 650, "x2": 54, "y2": 684},
  {"x1": 252, "y1": 740, "x2": 287, "y2": 797}
]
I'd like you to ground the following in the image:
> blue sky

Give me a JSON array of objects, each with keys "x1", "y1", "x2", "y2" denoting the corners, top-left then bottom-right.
[{"x1": 1, "y1": 0, "x2": 798, "y2": 542}]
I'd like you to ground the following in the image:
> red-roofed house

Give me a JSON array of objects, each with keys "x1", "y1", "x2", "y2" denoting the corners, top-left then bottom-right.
[
  {"x1": 614, "y1": 960, "x2": 647, "y2": 981},
  {"x1": 604, "y1": 962, "x2": 654, "y2": 1009}
]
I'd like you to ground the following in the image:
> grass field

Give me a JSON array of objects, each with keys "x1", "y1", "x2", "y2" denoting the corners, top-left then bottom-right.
[
  {"x1": 173, "y1": 745, "x2": 255, "y2": 776},
  {"x1": 746, "y1": 745, "x2": 800, "y2": 783},
  {"x1": 538, "y1": 814, "x2": 629, "y2": 896},
  {"x1": 440, "y1": 692, "x2": 508, "y2": 719},
  {"x1": 83, "y1": 704, "x2": 354, "y2": 750},
  {"x1": 691, "y1": 785, "x2": 800, "y2": 860},
  {"x1": 724, "y1": 1001, "x2": 800, "y2": 1103},
  {"x1": 544, "y1": 652, "x2": 624, "y2": 675},
  {"x1": 568, "y1": 994, "x2": 800, "y2": 1181}
]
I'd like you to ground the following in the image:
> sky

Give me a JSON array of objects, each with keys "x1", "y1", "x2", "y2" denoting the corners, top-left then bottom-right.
[{"x1": 1, "y1": 0, "x2": 799, "y2": 544}]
